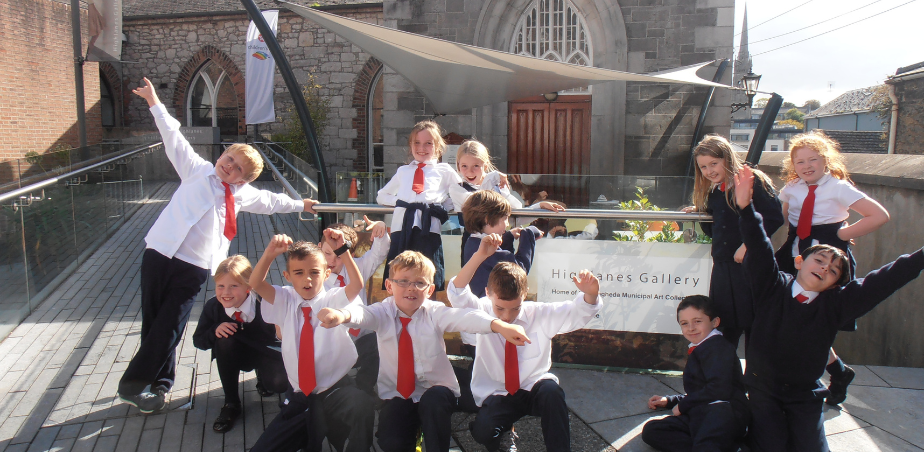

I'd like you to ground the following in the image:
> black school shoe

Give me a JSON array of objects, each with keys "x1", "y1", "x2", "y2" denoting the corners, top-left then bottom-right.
[
  {"x1": 119, "y1": 390, "x2": 166, "y2": 414},
  {"x1": 826, "y1": 365, "x2": 856, "y2": 406},
  {"x1": 213, "y1": 403, "x2": 242, "y2": 433}
]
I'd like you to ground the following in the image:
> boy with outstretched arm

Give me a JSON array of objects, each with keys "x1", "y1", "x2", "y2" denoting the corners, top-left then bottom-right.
[
  {"x1": 118, "y1": 78, "x2": 318, "y2": 413},
  {"x1": 641, "y1": 295, "x2": 749, "y2": 452},
  {"x1": 447, "y1": 234, "x2": 601, "y2": 452},
  {"x1": 734, "y1": 165, "x2": 924, "y2": 452},
  {"x1": 321, "y1": 217, "x2": 390, "y2": 397},
  {"x1": 248, "y1": 230, "x2": 373, "y2": 452},
  {"x1": 317, "y1": 250, "x2": 529, "y2": 452}
]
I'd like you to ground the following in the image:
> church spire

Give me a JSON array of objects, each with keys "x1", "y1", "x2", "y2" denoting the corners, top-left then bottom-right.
[{"x1": 735, "y1": 4, "x2": 751, "y2": 76}]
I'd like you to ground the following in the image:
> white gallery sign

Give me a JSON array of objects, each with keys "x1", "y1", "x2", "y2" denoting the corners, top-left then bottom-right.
[{"x1": 532, "y1": 240, "x2": 712, "y2": 334}]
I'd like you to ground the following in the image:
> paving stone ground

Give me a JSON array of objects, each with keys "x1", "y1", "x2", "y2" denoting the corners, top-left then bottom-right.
[{"x1": 1, "y1": 180, "x2": 922, "y2": 452}]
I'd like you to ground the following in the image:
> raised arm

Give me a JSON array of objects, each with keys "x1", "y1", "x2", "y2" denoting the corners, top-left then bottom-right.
[
  {"x1": 134, "y1": 78, "x2": 210, "y2": 180},
  {"x1": 324, "y1": 228, "x2": 363, "y2": 301},
  {"x1": 249, "y1": 234, "x2": 292, "y2": 304},
  {"x1": 833, "y1": 247, "x2": 924, "y2": 324},
  {"x1": 453, "y1": 233, "x2": 502, "y2": 289},
  {"x1": 735, "y1": 166, "x2": 785, "y2": 296}
]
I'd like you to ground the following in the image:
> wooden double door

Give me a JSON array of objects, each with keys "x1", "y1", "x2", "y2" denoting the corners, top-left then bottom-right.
[{"x1": 507, "y1": 95, "x2": 592, "y2": 175}]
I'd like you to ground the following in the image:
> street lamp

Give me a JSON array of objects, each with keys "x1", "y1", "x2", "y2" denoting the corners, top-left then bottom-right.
[
  {"x1": 730, "y1": 71, "x2": 761, "y2": 113},
  {"x1": 543, "y1": 92, "x2": 559, "y2": 102}
]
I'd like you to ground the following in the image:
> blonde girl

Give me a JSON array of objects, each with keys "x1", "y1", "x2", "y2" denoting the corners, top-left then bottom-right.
[
  {"x1": 686, "y1": 135, "x2": 784, "y2": 347},
  {"x1": 775, "y1": 131, "x2": 889, "y2": 406},
  {"x1": 377, "y1": 120, "x2": 461, "y2": 290}
]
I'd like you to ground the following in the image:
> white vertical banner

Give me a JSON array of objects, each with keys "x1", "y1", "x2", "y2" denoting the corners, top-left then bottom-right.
[
  {"x1": 85, "y1": 0, "x2": 122, "y2": 62},
  {"x1": 245, "y1": 10, "x2": 278, "y2": 125}
]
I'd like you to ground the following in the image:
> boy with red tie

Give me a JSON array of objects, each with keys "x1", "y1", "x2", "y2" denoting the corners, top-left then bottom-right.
[
  {"x1": 734, "y1": 165, "x2": 924, "y2": 452},
  {"x1": 447, "y1": 235, "x2": 601, "y2": 452},
  {"x1": 119, "y1": 78, "x2": 317, "y2": 413},
  {"x1": 317, "y1": 250, "x2": 528, "y2": 452},
  {"x1": 249, "y1": 231, "x2": 373, "y2": 452},
  {"x1": 321, "y1": 218, "x2": 390, "y2": 396}
]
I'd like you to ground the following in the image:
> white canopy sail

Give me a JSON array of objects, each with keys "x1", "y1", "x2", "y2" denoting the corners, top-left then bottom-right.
[{"x1": 283, "y1": 1, "x2": 732, "y2": 114}]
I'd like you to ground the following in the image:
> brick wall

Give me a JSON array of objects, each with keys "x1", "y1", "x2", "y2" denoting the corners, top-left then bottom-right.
[
  {"x1": 894, "y1": 77, "x2": 924, "y2": 155},
  {"x1": 121, "y1": 6, "x2": 384, "y2": 174},
  {"x1": 0, "y1": 0, "x2": 103, "y2": 166}
]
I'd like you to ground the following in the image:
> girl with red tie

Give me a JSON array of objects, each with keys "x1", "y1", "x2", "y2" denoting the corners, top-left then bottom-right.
[
  {"x1": 377, "y1": 120, "x2": 462, "y2": 291},
  {"x1": 775, "y1": 131, "x2": 890, "y2": 406},
  {"x1": 684, "y1": 135, "x2": 783, "y2": 349}
]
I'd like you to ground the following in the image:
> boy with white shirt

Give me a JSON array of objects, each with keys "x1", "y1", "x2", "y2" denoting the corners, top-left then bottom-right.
[
  {"x1": 448, "y1": 235, "x2": 601, "y2": 452},
  {"x1": 642, "y1": 295, "x2": 748, "y2": 452},
  {"x1": 317, "y1": 250, "x2": 528, "y2": 452},
  {"x1": 321, "y1": 218, "x2": 390, "y2": 396},
  {"x1": 249, "y1": 231, "x2": 373, "y2": 452},
  {"x1": 118, "y1": 78, "x2": 318, "y2": 413}
]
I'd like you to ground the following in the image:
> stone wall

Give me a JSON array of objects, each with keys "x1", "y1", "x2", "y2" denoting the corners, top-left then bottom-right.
[
  {"x1": 755, "y1": 151, "x2": 924, "y2": 368},
  {"x1": 0, "y1": 0, "x2": 102, "y2": 167},
  {"x1": 380, "y1": 0, "x2": 734, "y2": 177},
  {"x1": 893, "y1": 76, "x2": 924, "y2": 154},
  {"x1": 121, "y1": 6, "x2": 383, "y2": 174}
]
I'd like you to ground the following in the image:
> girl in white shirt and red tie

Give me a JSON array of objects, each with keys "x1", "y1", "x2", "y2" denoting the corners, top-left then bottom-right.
[{"x1": 775, "y1": 131, "x2": 890, "y2": 406}]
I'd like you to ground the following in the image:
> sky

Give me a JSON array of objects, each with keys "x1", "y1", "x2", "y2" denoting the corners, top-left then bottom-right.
[{"x1": 734, "y1": 0, "x2": 924, "y2": 106}]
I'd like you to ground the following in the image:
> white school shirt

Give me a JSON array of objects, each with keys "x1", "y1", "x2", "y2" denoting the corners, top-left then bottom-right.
[
  {"x1": 779, "y1": 173, "x2": 866, "y2": 227},
  {"x1": 260, "y1": 285, "x2": 360, "y2": 394},
  {"x1": 377, "y1": 160, "x2": 461, "y2": 233},
  {"x1": 448, "y1": 171, "x2": 524, "y2": 212},
  {"x1": 446, "y1": 278, "x2": 601, "y2": 406},
  {"x1": 790, "y1": 281, "x2": 820, "y2": 304},
  {"x1": 224, "y1": 293, "x2": 257, "y2": 323},
  {"x1": 343, "y1": 296, "x2": 495, "y2": 402},
  {"x1": 144, "y1": 104, "x2": 304, "y2": 272},
  {"x1": 323, "y1": 233, "x2": 391, "y2": 338}
]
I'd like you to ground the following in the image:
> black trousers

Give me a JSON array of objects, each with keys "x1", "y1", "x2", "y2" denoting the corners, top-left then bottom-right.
[
  {"x1": 213, "y1": 335, "x2": 288, "y2": 404},
  {"x1": 747, "y1": 387, "x2": 828, "y2": 452},
  {"x1": 641, "y1": 402, "x2": 748, "y2": 452},
  {"x1": 352, "y1": 333, "x2": 379, "y2": 397},
  {"x1": 377, "y1": 386, "x2": 456, "y2": 452},
  {"x1": 119, "y1": 249, "x2": 209, "y2": 395},
  {"x1": 251, "y1": 381, "x2": 375, "y2": 452},
  {"x1": 471, "y1": 379, "x2": 570, "y2": 452}
]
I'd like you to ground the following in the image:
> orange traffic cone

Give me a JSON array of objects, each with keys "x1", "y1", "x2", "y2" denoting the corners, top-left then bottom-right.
[{"x1": 348, "y1": 178, "x2": 358, "y2": 201}]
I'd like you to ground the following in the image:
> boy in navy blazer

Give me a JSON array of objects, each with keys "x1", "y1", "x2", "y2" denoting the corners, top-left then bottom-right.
[
  {"x1": 734, "y1": 165, "x2": 924, "y2": 452},
  {"x1": 642, "y1": 295, "x2": 749, "y2": 452},
  {"x1": 192, "y1": 255, "x2": 287, "y2": 433}
]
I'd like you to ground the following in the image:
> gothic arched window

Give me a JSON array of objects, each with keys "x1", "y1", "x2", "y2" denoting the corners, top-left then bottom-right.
[
  {"x1": 187, "y1": 60, "x2": 239, "y2": 137},
  {"x1": 510, "y1": 0, "x2": 592, "y2": 67}
]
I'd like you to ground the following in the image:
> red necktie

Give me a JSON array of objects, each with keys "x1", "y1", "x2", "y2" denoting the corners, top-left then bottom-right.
[
  {"x1": 411, "y1": 163, "x2": 426, "y2": 194},
  {"x1": 797, "y1": 185, "x2": 817, "y2": 240},
  {"x1": 796, "y1": 293, "x2": 809, "y2": 303},
  {"x1": 688, "y1": 346, "x2": 696, "y2": 355},
  {"x1": 337, "y1": 275, "x2": 346, "y2": 287},
  {"x1": 222, "y1": 182, "x2": 237, "y2": 241},
  {"x1": 233, "y1": 311, "x2": 244, "y2": 324},
  {"x1": 505, "y1": 341, "x2": 520, "y2": 395},
  {"x1": 719, "y1": 182, "x2": 725, "y2": 192},
  {"x1": 298, "y1": 307, "x2": 317, "y2": 394},
  {"x1": 397, "y1": 317, "x2": 415, "y2": 398}
]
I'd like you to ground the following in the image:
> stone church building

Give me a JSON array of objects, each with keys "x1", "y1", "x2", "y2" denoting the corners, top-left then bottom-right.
[{"x1": 115, "y1": 0, "x2": 734, "y2": 183}]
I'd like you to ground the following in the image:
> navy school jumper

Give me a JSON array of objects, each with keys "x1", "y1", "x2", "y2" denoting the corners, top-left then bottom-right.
[
  {"x1": 462, "y1": 229, "x2": 539, "y2": 298},
  {"x1": 739, "y1": 203, "x2": 924, "y2": 396}
]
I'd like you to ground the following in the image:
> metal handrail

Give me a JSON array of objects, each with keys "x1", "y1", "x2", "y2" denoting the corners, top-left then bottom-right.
[
  {"x1": 254, "y1": 141, "x2": 319, "y2": 195},
  {"x1": 0, "y1": 141, "x2": 163, "y2": 205},
  {"x1": 252, "y1": 144, "x2": 315, "y2": 221},
  {"x1": 311, "y1": 203, "x2": 713, "y2": 221}
]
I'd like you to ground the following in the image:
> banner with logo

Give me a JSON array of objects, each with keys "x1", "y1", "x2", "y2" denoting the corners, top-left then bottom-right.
[
  {"x1": 245, "y1": 10, "x2": 278, "y2": 124},
  {"x1": 85, "y1": 0, "x2": 122, "y2": 62},
  {"x1": 531, "y1": 240, "x2": 712, "y2": 334}
]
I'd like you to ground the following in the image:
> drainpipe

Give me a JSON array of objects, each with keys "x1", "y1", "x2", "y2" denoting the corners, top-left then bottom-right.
[{"x1": 887, "y1": 84, "x2": 899, "y2": 154}]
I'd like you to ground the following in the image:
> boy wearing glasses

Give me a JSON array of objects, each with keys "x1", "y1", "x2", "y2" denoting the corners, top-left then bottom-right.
[{"x1": 318, "y1": 250, "x2": 529, "y2": 452}]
